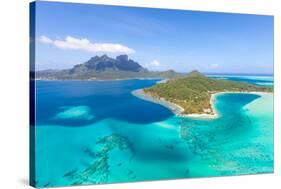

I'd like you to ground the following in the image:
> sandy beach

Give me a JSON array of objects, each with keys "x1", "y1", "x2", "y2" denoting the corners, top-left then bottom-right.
[
  {"x1": 132, "y1": 89, "x2": 272, "y2": 120},
  {"x1": 132, "y1": 89, "x2": 219, "y2": 119},
  {"x1": 132, "y1": 89, "x2": 184, "y2": 115}
]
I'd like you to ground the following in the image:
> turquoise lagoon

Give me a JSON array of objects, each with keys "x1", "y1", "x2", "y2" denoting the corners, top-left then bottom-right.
[
  {"x1": 207, "y1": 74, "x2": 273, "y2": 86},
  {"x1": 34, "y1": 76, "x2": 273, "y2": 187}
]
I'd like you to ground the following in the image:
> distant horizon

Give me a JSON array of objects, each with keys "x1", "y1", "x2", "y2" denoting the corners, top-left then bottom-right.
[
  {"x1": 36, "y1": 54, "x2": 273, "y2": 76},
  {"x1": 34, "y1": 1, "x2": 273, "y2": 74}
]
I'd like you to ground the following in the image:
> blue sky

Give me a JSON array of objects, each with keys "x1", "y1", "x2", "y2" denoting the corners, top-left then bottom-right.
[{"x1": 34, "y1": 1, "x2": 273, "y2": 74}]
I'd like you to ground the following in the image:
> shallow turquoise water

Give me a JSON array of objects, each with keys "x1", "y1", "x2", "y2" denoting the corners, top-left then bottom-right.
[
  {"x1": 207, "y1": 74, "x2": 273, "y2": 86},
  {"x1": 33, "y1": 80, "x2": 273, "y2": 187}
]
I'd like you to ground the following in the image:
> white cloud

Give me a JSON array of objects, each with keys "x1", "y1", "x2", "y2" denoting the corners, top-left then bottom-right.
[
  {"x1": 39, "y1": 35, "x2": 53, "y2": 44},
  {"x1": 38, "y1": 35, "x2": 135, "y2": 54},
  {"x1": 210, "y1": 63, "x2": 219, "y2": 69},
  {"x1": 146, "y1": 60, "x2": 162, "y2": 67}
]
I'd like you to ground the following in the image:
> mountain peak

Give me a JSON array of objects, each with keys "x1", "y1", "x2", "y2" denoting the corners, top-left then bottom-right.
[
  {"x1": 89, "y1": 55, "x2": 99, "y2": 61},
  {"x1": 72, "y1": 54, "x2": 145, "y2": 72},
  {"x1": 100, "y1": 54, "x2": 111, "y2": 60},
  {"x1": 116, "y1": 54, "x2": 129, "y2": 62},
  {"x1": 188, "y1": 70, "x2": 204, "y2": 77}
]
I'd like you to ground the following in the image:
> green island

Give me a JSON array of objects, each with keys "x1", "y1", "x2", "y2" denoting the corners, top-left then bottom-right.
[{"x1": 139, "y1": 71, "x2": 273, "y2": 116}]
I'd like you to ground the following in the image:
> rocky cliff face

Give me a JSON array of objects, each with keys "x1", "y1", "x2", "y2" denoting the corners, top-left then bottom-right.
[
  {"x1": 71, "y1": 54, "x2": 145, "y2": 73},
  {"x1": 36, "y1": 54, "x2": 182, "y2": 80}
]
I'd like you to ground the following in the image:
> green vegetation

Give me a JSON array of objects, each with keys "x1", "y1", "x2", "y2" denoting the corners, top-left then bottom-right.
[
  {"x1": 144, "y1": 71, "x2": 273, "y2": 115},
  {"x1": 36, "y1": 69, "x2": 183, "y2": 80},
  {"x1": 36, "y1": 55, "x2": 183, "y2": 80}
]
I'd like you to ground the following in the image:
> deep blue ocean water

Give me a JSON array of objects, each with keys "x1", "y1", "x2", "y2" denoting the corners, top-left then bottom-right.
[
  {"x1": 33, "y1": 75, "x2": 273, "y2": 187},
  {"x1": 36, "y1": 79, "x2": 172, "y2": 126}
]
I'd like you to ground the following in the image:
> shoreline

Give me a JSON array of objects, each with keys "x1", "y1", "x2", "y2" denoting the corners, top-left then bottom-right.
[
  {"x1": 132, "y1": 89, "x2": 185, "y2": 115},
  {"x1": 35, "y1": 77, "x2": 164, "y2": 82},
  {"x1": 132, "y1": 89, "x2": 272, "y2": 119},
  {"x1": 132, "y1": 89, "x2": 219, "y2": 119}
]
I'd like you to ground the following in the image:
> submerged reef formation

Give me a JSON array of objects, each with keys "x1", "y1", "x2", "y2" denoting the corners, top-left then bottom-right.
[
  {"x1": 63, "y1": 133, "x2": 134, "y2": 185},
  {"x1": 54, "y1": 106, "x2": 95, "y2": 121},
  {"x1": 179, "y1": 105, "x2": 273, "y2": 176}
]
